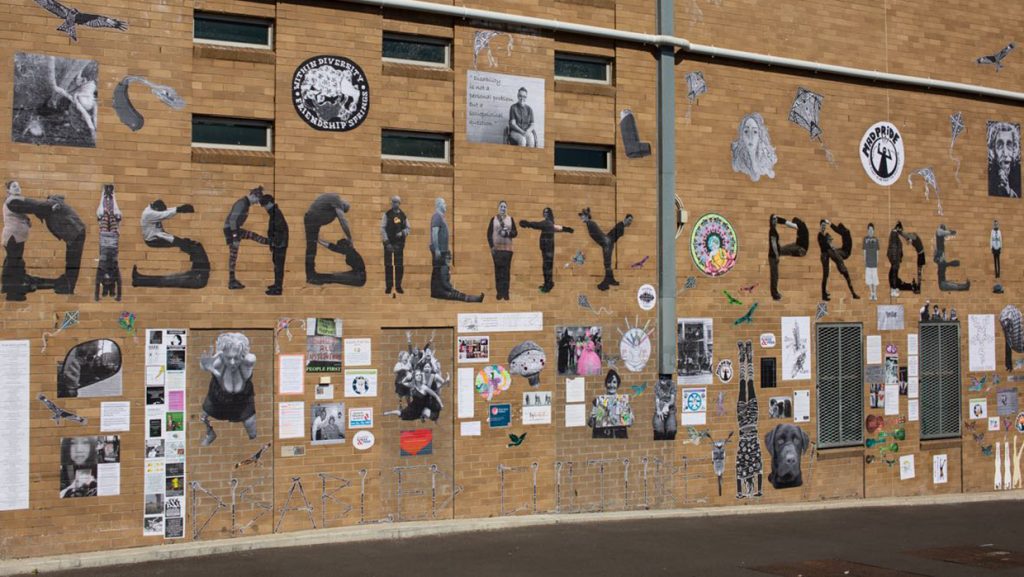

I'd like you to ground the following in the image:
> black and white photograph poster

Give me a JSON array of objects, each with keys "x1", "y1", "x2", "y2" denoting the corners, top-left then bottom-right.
[
  {"x1": 57, "y1": 339, "x2": 123, "y2": 398},
  {"x1": 12, "y1": 53, "x2": 98, "y2": 148},
  {"x1": 676, "y1": 317, "x2": 713, "y2": 385},
  {"x1": 987, "y1": 121, "x2": 1021, "y2": 198},
  {"x1": 466, "y1": 70, "x2": 545, "y2": 148},
  {"x1": 59, "y1": 436, "x2": 120, "y2": 498},
  {"x1": 311, "y1": 403, "x2": 346, "y2": 445}
]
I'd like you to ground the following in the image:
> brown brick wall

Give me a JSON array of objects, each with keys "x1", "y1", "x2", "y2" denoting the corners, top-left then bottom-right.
[{"x1": 1, "y1": 0, "x2": 1022, "y2": 560}]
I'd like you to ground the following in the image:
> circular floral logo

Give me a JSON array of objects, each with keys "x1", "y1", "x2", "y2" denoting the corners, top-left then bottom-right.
[
  {"x1": 292, "y1": 55, "x2": 370, "y2": 131},
  {"x1": 690, "y1": 213, "x2": 738, "y2": 276}
]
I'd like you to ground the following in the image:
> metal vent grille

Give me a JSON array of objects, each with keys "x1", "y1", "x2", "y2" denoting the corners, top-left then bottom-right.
[
  {"x1": 816, "y1": 323, "x2": 863, "y2": 448},
  {"x1": 920, "y1": 322, "x2": 961, "y2": 439}
]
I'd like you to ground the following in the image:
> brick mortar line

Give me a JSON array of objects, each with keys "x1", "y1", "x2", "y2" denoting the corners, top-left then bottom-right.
[{"x1": 2, "y1": 491, "x2": 1022, "y2": 575}]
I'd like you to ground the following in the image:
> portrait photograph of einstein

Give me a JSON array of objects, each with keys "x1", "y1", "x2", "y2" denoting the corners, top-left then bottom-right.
[
  {"x1": 12, "y1": 53, "x2": 98, "y2": 148},
  {"x1": 988, "y1": 120, "x2": 1021, "y2": 198}
]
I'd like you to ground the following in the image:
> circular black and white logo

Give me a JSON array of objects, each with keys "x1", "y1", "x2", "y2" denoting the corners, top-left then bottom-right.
[
  {"x1": 292, "y1": 55, "x2": 370, "y2": 131},
  {"x1": 637, "y1": 283, "x2": 657, "y2": 311},
  {"x1": 859, "y1": 121, "x2": 904, "y2": 186}
]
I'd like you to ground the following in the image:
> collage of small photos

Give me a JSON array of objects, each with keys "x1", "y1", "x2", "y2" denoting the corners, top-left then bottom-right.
[{"x1": 143, "y1": 329, "x2": 188, "y2": 539}]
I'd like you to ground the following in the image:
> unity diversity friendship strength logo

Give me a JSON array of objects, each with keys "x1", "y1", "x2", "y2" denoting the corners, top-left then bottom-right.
[
  {"x1": 860, "y1": 121, "x2": 905, "y2": 186},
  {"x1": 292, "y1": 55, "x2": 370, "y2": 132}
]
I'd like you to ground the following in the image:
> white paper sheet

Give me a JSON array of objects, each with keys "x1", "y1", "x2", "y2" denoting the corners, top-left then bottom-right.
[
  {"x1": 97, "y1": 463, "x2": 121, "y2": 496},
  {"x1": 565, "y1": 377, "x2": 586, "y2": 403},
  {"x1": 908, "y1": 376, "x2": 919, "y2": 399},
  {"x1": 969, "y1": 314, "x2": 996, "y2": 372},
  {"x1": 460, "y1": 421, "x2": 481, "y2": 436},
  {"x1": 458, "y1": 312, "x2": 543, "y2": 333},
  {"x1": 908, "y1": 399, "x2": 919, "y2": 421},
  {"x1": 343, "y1": 369, "x2": 378, "y2": 398},
  {"x1": 522, "y1": 405, "x2": 552, "y2": 425},
  {"x1": 899, "y1": 455, "x2": 915, "y2": 480},
  {"x1": 884, "y1": 384, "x2": 900, "y2": 415},
  {"x1": 101, "y1": 402, "x2": 131, "y2": 432},
  {"x1": 908, "y1": 355, "x2": 919, "y2": 378},
  {"x1": 907, "y1": 333, "x2": 919, "y2": 356},
  {"x1": 989, "y1": 417, "x2": 1001, "y2": 431},
  {"x1": 781, "y1": 317, "x2": 811, "y2": 381},
  {"x1": 278, "y1": 354, "x2": 305, "y2": 395},
  {"x1": 315, "y1": 383, "x2": 334, "y2": 400},
  {"x1": 565, "y1": 404, "x2": 587, "y2": 427},
  {"x1": 867, "y1": 335, "x2": 882, "y2": 365},
  {"x1": 933, "y1": 454, "x2": 948, "y2": 484},
  {"x1": 458, "y1": 367, "x2": 475, "y2": 419},
  {"x1": 278, "y1": 402, "x2": 306, "y2": 439},
  {"x1": 344, "y1": 338, "x2": 372, "y2": 366},
  {"x1": 0, "y1": 340, "x2": 30, "y2": 511},
  {"x1": 793, "y1": 390, "x2": 810, "y2": 422}
]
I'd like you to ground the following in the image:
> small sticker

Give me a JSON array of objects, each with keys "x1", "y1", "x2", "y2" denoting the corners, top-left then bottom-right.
[
  {"x1": 281, "y1": 445, "x2": 306, "y2": 458},
  {"x1": 860, "y1": 121, "x2": 905, "y2": 186},
  {"x1": 637, "y1": 284, "x2": 657, "y2": 311},
  {"x1": 760, "y1": 333, "x2": 776, "y2": 348},
  {"x1": 715, "y1": 360, "x2": 734, "y2": 383},
  {"x1": 989, "y1": 417, "x2": 1001, "y2": 431},
  {"x1": 353, "y1": 430, "x2": 375, "y2": 450}
]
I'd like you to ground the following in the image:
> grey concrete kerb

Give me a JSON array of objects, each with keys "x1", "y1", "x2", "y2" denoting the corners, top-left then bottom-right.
[{"x1": 1, "y1": 491, "x2": 1021, "y2": 576}]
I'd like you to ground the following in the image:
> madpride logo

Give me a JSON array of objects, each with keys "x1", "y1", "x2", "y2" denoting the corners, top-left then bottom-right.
[
  {"x1": 860, "y1": 121, "x2": 904, "y2": 186},
  {"x1": 353, "y1": 431, "x2": 375, "y2": 450}
]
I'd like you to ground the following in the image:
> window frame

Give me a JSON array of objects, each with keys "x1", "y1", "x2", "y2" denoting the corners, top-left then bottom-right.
[
  {"x1": 815, "y1": 322, "x2": 864, "y2": 449},
  {"x1": 191, "y1": 115, "x2": 273, "y2": 152},
  {"x1": 918, "y1": 321, "x2": 962, "y2": 441},
  {"x1": 381, "y1": 130, "x2": 452, "y2": 163},
  {"x1": 554, "y1": 52, "x2": 613, "y2": 84},
  {"x1": 193, "y1": 11, "x2": 274, "y2": 50},
  {"x1": 382, "y1": 32, "x2": 452, "y2": 68},
  {"x1": 554, "y1": 142, "x2": 614, "y2": 173}
]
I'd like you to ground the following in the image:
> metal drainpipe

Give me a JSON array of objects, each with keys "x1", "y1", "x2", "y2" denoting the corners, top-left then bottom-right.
[{"x1": 656, "y1": 0, "x2": 679, "y2": 380}]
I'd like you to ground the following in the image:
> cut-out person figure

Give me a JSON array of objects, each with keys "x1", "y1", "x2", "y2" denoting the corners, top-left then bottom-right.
[
  {"x1": 95, "y1": 184, "x2": 121, "y2": 301},
  {"x1": 589, "y1": 369, "x2": 628, "y2": 439},
  {"x1": 817, "y1": 220, "x2": 859, "y2": 301},
  {"x1": 935, "y1": 224, "x2": 970, "y2": 291},
  {"x1": 37, "y1": 195, "x2": 86, "y2": 295},
  {"x1": 2, "y1": 180, "x2": 43, "y2": 301},
  {"x1": 315, "y1": 238, "x2": 366, "y2": 287},
  {"x1": 132, "y1": 200, "x2": 209, "y2": 289},
  {"x1": 653, "y1": 374, "x2": 677, "y2": 441},
  {"x1": 901, "y1": 229, "x2": 925, "y2": 294},
  {"x1": 768, "y1": 214, "x2": 808, "y2": 301},
  {"x1": 736, "y1": 339, "x2": 763, "y2": 498},
  {"x1": 199, "y1": 332, "x2": 258, "y2": 447},
  {"x1": 304, "y1": 193, "x2": 352, "y2": 284},
  {"x1": 519, "y1": 207, "x2": 573, "y2": 293},
  {"x1": 508, "y1": 87, "x2": 537, "y2": 147},
  {"x1": 430, "y1": 197, "x2": 484, "y2": 302},
  {"x1": 487, "y1": 200, "x2": 517, "y2": 300},
  {"x1": 886, "y1": 221, "x2": 915, "y2": 296},
  {"x1": 381, "y1": 195, "x2": 409, "y2": 295},
  {"x1": 863, "y1": 223, "x2": 879, "y2": 301},
  {"x1": 992, "y1": 220, "x2": 1003, "y2": 279},
  {"x1": 224, "y1": 186, "x2": 269, "y2": 289},
  {"x1": 580, "y1": 207, "x2": 632, "y2": 291},
  {"x1": 259, "y1": 194, "x2": 288, "y2": 296}
]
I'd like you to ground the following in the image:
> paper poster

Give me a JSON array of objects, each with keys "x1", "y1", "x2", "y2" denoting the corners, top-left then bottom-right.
[
  {"x1": 866, "y1": 336, "x2": 882, "y2": 365},
  {"x1": 793, "y1": 390, "x2": 811, "y2": 423},
  {"x1": 565, "y1": 404, "x2": 587, "y2": 427},
  {"x1": 592, "y1": 395, "x2": 634, "y2": 428},
  {"x1": 565, "y1": 377, "x2": 586, "y2": 403},
  {"x1": 458, "y1": 336, "x2": 490, "y2": 363},
  {"x1": 278, "y1": 402, "x2": 306, "y2": 439},
  {"x1": 989, "y1": 417, "x2": 1001, "y2": 431},
  {"x1": 885, "y1": 356, "x2": 899, "y2": 385},
  {"x1": 143, "y1": 329, "x2": 187, "y2": 539},
  {"x1": 907, "y1": 333, "x2": 919, "y2": 356},
  {"x1": 781, "y1": 317, "x2": 811, "y2": 381},
  {"x1": 489, "y1": 403, "x2": 512, "y2": 428},
  {"x1": 908, "y1": 399, "x2": 919, "y2": 421},
  {"x1": 877, "y1": 305, "x2": 905, "y2": 331},
  {"x1": 58, "y1": 339, "x2": 123, "y2": 398},
  {"x1": 344, "y1": 338, "x2": 371, "y2": 367},
  {"x1": 343, "y1": 369, "x2": 378, "y2": 398},
  {"x1": 457, "y1": 312, "x2": 543, "y2": 333},
  {"x1": 997, "y1": 388, "x2": 1019, "y2": 416},
  {"x1": 933, "y1": 454, "x2": 948, "y2": 484},
  {"x1": 97, "y1": 462, "x2": 121, "y2": 497},
  {"x1": 676, "y1": 318, "x2": 714, "y2": 385},
  {"x1": 458, "y1": 367, "x2": 475, "y2": 419},
  {"x1": 278, "y1": 354, "x2": 305, "y2": 395},
  {"x1": 522, "y1": 391, "x2": 552, "y2": 425},
  {"x1": 315, "y1": 382, "x2": 334, "y2": 400},
  {"x1": 884, "y1": 384, "x2": 900, "y2": 415},
  {"x1": 0, "y1": 341, "x2": 29, "y2": 512},
  {"x1": 908, "y1": 376, "x2": 919, "y2": 399},
  {"x1": 908, "y1": 355, "x2": 919, "y2": 378},
  {"x1": 101, "y1": 402, "x2": 131, "y2": 432},
  {"x1": 865, "y1": 364, "x2": 884, "y2": 384},
  {"x1": 466, "y1": 71, "x2": 546, "y2": 148},
  {"x1": 460, "y1": 421, "x2": 481, "y2": 436},
  {"x1": 306, "y1": 318, "x2": 342, "y2": 372},
  {"x1": 969, "y1": 398, "x2": 988, "y2": 419},
  {"x1": 60, "y1": 436, "x2": 120, "y2": 498},
  {"x1": 348, "y1": 407, "x2": 373, "y2": 429},
  {"x1": 969, "y1": 314, "x2": 996, "y2": 372},
  {"x1": 310, "y1": 402, "x2": 344, "y2": 444},
  {"x1": 680, "y1": 387, "x2": 708, "y2": 426},
  {"x1": 899, "y1": 455, "x2": 915, "y2": 480}
]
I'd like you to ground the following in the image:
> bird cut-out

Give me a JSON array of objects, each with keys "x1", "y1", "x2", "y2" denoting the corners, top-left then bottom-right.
[
  {"x1": 738, "y1": 283, "x2": 759, "y2": 295},
  {"x1": 630, "y1": 382, "x2": 648, "y2": 397},
  {"x1": 734, "y1": 302, "x2": 758, "y2": 325},
  {"x1": 723, "y1": 290, "x2": 743, "y2": 305},
  {"x1": 630, "y1": 255, "x2": 650, "y2": 269},
  {"x1": 32, "y1": 0, "x2": 128, "y2": 42},
  {"x1": 507, "y1": 432, "x2": 527, "y2": 448},
  {"x1": 37, "y1": 394, "x2": 87, "y2": 425},
  {"x1": 235, "y1": 442, "x2": 272, "y2": 469},
  {"x1": 683, "y1": 426, "x2": 712, "y2": 445},
  {"x1": 976, "y1": 42, "x2": 1016, "y2": 72}
]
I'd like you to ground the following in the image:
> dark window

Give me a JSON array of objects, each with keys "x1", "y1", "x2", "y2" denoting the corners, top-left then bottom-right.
[
  {"x1": 382, "y1": 131, "x2": 450, "y2": 162},
  {"x1": 194, "y1": 12, "x2": 272, "y2": 48},
  {"x1": 383, "y1": 33, "x2": 450, "y2": 66},
  {"x1": 919, "y1": 321, "x2": 961, "y2": 440},
  {"x1": 816, "y1": 323, "x2": 863, "y2": 449},
  {"x1": 192, "y1": 116, "x2": 272, "y2": 150},
  {"x1": 555, "y1": 143, "x2": 612, "y2": 171},
  {"x1": 555, "y1": 53, "x2": 611, "y2": 83}
]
